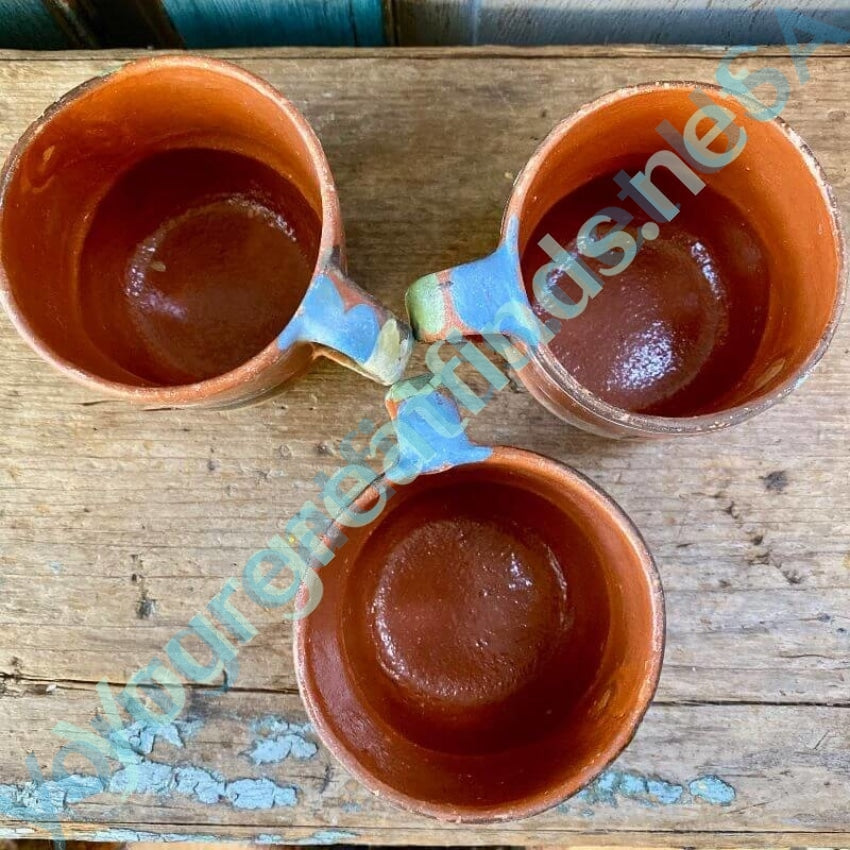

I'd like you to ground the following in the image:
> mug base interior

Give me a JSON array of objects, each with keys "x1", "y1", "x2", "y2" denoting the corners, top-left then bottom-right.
[
  {"x1": 521, "y1": 164, "x2": 771, "y2": 417},
  {"x1": 298, "y1": 454, "x2": 662, "y2": 818},
  {"x1": 513, "y1": 84, "x2": 844, "y2": 429},
  {"x1": 78, "y1": 147, "x2": 321, "y2": 386},
  {"x1": 0, "y1": 58, "x2": 330, "y2": 394},
  {"x1": 344, "y1": 474, "x2": 610, "y2": 756}
]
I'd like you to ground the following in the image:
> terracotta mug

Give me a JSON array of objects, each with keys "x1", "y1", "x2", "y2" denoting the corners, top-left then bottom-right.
[
  {"x1": 406, "y1": 82, "x2": 846, "y2": 437},
  {"x1": 0, "y1": 56, "x2": 412, "y2": 407},
  {"x1": 295, "y1": 379, "x2": 664, "y2": 821}
]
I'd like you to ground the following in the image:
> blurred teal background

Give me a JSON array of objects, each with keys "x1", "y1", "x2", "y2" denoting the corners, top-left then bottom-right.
[{"x1": 2, "y1": 0, "x2": 849, "y2": 49}]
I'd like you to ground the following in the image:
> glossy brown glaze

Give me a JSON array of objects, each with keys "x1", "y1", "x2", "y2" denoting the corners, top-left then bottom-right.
[
  {"x1": 295, "y1": 449, "x2": 664, "y2": 821},
  {"x1": 78, "y1": 147, "x2": 320, "y2": 386},
  {"x1": 0, "y1": 56, "x2": 412, "y2": 406},
  {"x1": 407, "y1": 82, "x2": 845, "y2": 437},
  {"x1": 511, "y1": 83, "x2": 846, "y2": 436},
  {"x1": 0, "y1": 57, "x2": 329, "y2": 404},
  {"x1": 522, "y1": 170, "x2": 770, "y2": 416}
]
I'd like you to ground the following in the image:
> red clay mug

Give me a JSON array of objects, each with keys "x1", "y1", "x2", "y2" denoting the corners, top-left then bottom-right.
[
  {"x1": 0, "y1": 56, "x2": 412, "y2": 407},
  {"x1": 406, "y1": 82, "x2": 846, "y2": 437},
  {"x1": 295, "y1": 379, "x2": 665, "y2": 821}
]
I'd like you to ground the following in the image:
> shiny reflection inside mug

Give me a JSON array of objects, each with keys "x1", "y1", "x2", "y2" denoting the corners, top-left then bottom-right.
[
  {"x1": 0, "y1": 56, "x2": 411, "y2": 407},
  {"x1": 407, "y1": 82, "x2": 846, "y2": 437},
  {"x1": 295, "y1": 382, "x2": 664, "y2": 821}
]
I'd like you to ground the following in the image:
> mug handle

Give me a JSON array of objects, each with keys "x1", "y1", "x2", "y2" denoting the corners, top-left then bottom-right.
[
  {"x1": 384, "y1": 375, "x2": 491, "y2": 480},
  {"x1": 405, "y1": 230, "x2": 554, "y2": 352},
  {"x1": 315, "y1": 377, "x2": 490, "y2": 522},
  {"x1": 279, "y1": 265, "x2": 413, "y2": 386}
]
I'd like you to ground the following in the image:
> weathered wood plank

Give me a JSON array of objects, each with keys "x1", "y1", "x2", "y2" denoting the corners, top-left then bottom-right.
[
  {"x1": 1, "y1": 46, "x2": 849, "y2": 844},
  {"x1": 1, "y1": 690, "x2": 849, "y2": 846}
]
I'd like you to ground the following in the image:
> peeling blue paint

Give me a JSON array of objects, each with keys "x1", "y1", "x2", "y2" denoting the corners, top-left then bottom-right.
[
  {"x1": 0, "y1": 715, "x2": 300, "y2": 823},
  {"x1": 110, "y1": 762, "x2": 173, "y2": 796},
  {"x1": 108, "y1": 760, "x2": 297, "y2": 811},
  {"x1": 92, "y1": 829, "x2": 222, "y2": 843},
  {"x1": 340, "y1": 801, "x2": 362, "y2": 814},
  {"x1": 0, "y1": 774, "x2": 104, "y2": 821},
  {"x1": 689, "y1": 775, "x2": 736, "y2": 805},
  {"x1": 296, "y1": 829, "x2": 359, "y2": 844},
  {"x1": 559, "y1": 769, "x2": 734, "y2": 811},
  {"x1": 247, "y1": 716, "x2": 319, "y2": 765},
  {"x1": 0, "y1": 828, "x2": 37, "y2": 838},
  {"x1": 224, "y1": 778, "x2": 297, "y2": 810},
  {"x1": 174, "y1": 765, "x2": 227, "y2": 805},
  {"x1": 104, "y1": 715, "x2": 298, "y2": 810},
  {"x1": 647, "y1": 777, "x2": 685, "y2": 805},
  {"x1": 255, "y1": 830, "x2": 359, "y2": 845},
  {"x1": 579, "y1": 771, "x2": 685, "y2": 806},
  {"x1": 106, "y1": 717, "x2": 203, "y2": 764}
]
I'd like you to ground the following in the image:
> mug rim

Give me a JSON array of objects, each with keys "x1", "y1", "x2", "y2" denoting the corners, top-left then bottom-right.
[
  {"x1": 0, "y1": 54, "x2": 341, "y2": 406},
  {"x1": 293, "y1": 444, "x2": 666, "y2": 822},
  {"x1": 501, "y1": 80, "x2": 848, "y2": 436}
]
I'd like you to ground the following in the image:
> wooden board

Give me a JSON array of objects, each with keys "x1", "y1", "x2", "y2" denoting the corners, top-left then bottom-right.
[{"x1": 0, "y1": 45, "x2": 849, "y2": 846}]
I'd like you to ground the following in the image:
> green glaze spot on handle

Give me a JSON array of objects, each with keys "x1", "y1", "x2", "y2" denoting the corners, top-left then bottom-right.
[{"x1": 405, "y1": 217, "x2": 555, "y2": 351}]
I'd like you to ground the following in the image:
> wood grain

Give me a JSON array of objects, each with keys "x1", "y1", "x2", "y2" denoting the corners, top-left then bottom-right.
[{"x1": 0, "y1": 45, "x2": 848, "y2": 845}]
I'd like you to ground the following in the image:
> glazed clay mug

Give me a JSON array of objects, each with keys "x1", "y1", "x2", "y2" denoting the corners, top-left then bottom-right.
[
  {"x1": 407, "y1": 82, "x2": 846, "y2": 437},
  {"x1": 0, "y1": 56, "x2": 411, "y2": 407},
  {"x1": 295, "y1": 379, "x2": 664, "y2": 820}
]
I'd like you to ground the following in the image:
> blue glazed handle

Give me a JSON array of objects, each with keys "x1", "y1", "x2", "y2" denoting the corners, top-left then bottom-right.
[
  {"x1": 405, "y1": 217, "x2": 548, "y2": 351},
  {"x1": 384, "y1": 376, "x2": 491, "y2": 480},
  {"x1": 279, "y1": 265, "x2": 413, "y2": 386}
]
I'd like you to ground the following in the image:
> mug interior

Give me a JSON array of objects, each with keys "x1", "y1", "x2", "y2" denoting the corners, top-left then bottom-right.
[
  {"x1": 0, "y1": 59, "x2": 325, "y2": 388},
  {"x1": 296, "y1": 451, "x2": 662, "y2": 819},
  {"x1": 516, "y1": 84, "x2": 844, "y2": 420}
]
